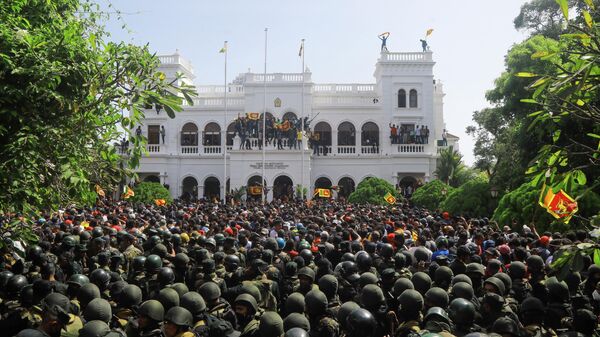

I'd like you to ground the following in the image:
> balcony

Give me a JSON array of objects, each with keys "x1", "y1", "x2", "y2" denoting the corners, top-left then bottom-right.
[
  {"x1": 337, "y1": 146, "x2": 356, "y2": 155},
  {"x1": 361, "y1": 146, "x2": 380, "y2": 155},
  {"x1": 397, "y1": 144, "x2": 425, "y2": 153}
]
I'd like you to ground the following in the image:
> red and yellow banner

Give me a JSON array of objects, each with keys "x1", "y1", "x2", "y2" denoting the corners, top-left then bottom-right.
[
  {"x1": 539, "y1": 185, "x2": 578, "y2": 223},
  {"x1": 248, "y1": 186, "x2": 263, "y2": 195},
  {"x1": 154, "y1": 199, "x2": 167, "y2": 206},
  {"x1": 122, "y1": 186, "x2": 135, "y2": 199},
  {"x1": 314, "y1": 188, "x2": 331, "y2": 198},
  {"x1": 384, "y1": 192, "x2": 396, "y2": 205},
  {"x1": 95, "y1": 184, "x2": 105, "y2": 197},
  {"x1": 247, "y1": 112, "x2": 260, "y2": 120}
]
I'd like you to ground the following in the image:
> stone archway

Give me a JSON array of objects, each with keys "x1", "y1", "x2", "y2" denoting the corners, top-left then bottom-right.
[
  {"x1": 399, "y1": 176, "x2": 417, "y2": 198},
  {"x1": 338, "y1": 177, "x2": 356, "y2": 199},
  {"x1": 247, "y1": 175, "x2": 266, "y2": 200},
  {"x1": 204, "y1": 177, "x2": 220, "y2": 201},
  {"x1": 273, "y1": 175, "x2": 293, "y2": 201},
  {"x1": 181, "y1": 176, "x2": 198, "y2": 201}
]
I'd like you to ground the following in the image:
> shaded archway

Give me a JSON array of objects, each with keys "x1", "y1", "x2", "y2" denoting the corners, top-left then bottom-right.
[
  {"x1": 144, "y1": 175, "x2": 160, "y2": 183},
  {"x1": 204, "y1": 177, "x2": 220, "y2": 201},
  {"x1": 338, "y1": 177, "x2": 355, "y2": 199},
  {"x1": 181, "y1": 176, "x2": 198, "y2": 201},
  {"x1": 399, "y1": 176, "x2": 417, "y2": 198},
  {"x1": 313, "y1": 121, "x2": 332, "y2": 155},
  {"x1": 337, "y1": 122, "x2": 356, "y2": 146},
  {"x1": 226, "y1": 122, "x2": 236, "y2": 146},
  {"x1": 247, "y1": 175, "x2": 267, "y2": 200},
  {"x1": 203, "y1": 122, "x2": 221, "y2": 146},
  {"x1": 273, "y1": 175, "x2": 293, "y2": 201},
  {"x1": 282, "y1": 111, "x2": 297, "y2": 122},
  {"x1": 361, "y1": 122, "x2": 379, "y2": 153},
  {"x1": 398, "y1": 89, "x2": 407, "y2": 108},
  {"x1": 181, "y1": 122, "x2": 198, "y2": 146},
  {"x1": 409, "y1": 89, "x2": 418, "y2": 108},
  {"x1": 315, "y1": 177, "x2": 332, "y2": 189}
]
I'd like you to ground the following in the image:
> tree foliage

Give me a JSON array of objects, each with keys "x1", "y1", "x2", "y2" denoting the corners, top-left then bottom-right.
[
  {"x1": 434, "y1": 146, "x2": 471, "y2": 187},
  {"x1": 0, "y1": 0, "x2": 196, "y2": 212},
  {"x1": 440, "y1": 177, "x2": 497, "y2": 218},
  {"x1": 130, "y1": 182, "x2": 173, "y2": 205},
  {"x1": 347, "y1": 177, "x2": 399, "y2": 206},
  {"x1": 410, "y1": 180, "x2": 454, "y2": 211}
]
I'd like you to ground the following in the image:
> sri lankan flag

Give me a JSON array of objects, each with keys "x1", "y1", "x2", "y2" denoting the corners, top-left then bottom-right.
[
  {"x1": 154, "y1": 199, "x2": 167, "y2": 206},
  {"x1": 539, "y1": 185, "x2": 578, "y2": 223},
  {"x1": 384, "y1": 192, "x2": 396, "y2": 205},
  {"x1": 314, "y1": 188, "x2": 331, "y2": 198},
  {"x1": 122, "y1": 186, "x2": 135, "y2": 199},
  {"x1": 219, "y1": 41, "x2": 227, "y2": 53},
  {"x1": 248, "y1": 186, "x2": 263, "y2": 195},
  {"x1": 247, "y1": 112, "x2": 260, "y2": 120},
  {"x1": 95, "y1": 184, "x2": 105, "y2": 197}
]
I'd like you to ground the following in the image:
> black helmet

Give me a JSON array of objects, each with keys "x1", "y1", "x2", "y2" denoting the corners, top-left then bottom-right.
[
  {"x1": 414, "y1": 247, "x2": 430, "y2": 263},
  {"x1": 67, "y1": 274, "x2": 90, "y2": 288},
  {"x1": 180, "y1": 291, "x2": 206, "y2": 317},
  {"x1": 360, "y1": 284, "x2": 385, "y2": 310},
  {"x1": 62, "y1": 235, "x2": 78, "y2": 249},
  {"x1": 285, "y1": 292, "x2": 305, "y2": 315},
  {"x1": 424, "y1": 306, "x2": 450, "y2": 324},
  {"x1": 165, "y1": 306, "x2": 193, "y2": 327},
  {"x1": 92, "y1": 227, "x2": 104, "y2": 238},
  {"x1": 173, "y1": 253, "x2": 190, "y2": 269},
  {"x1": 425, "y1": 287, "x2": 449, "y2": 309},
  {"x1": 119, "y1": 284, "x2": 142, "y2": 308},
  {"x1": 7, "y1": 274, "x2": 29, "y2": 295},
  {"x1": 234, "y1": 293, "x2": 258, "y2": 313},
  {"x1": 398, "y1": 289, "x2": 424, "y2": 314},
  {"x1": 78, "y1": 320, "x2": 110, "y2": 337},
  {"x1": 132, "y1": 255, "x2": 146, "y2": 272},
  {"x1": 0, "y1": 270, "x2": 14, "y2": 291},
  {"x1": 546, "y1": 277, "x2": 570, "y2": 303},
  {"x1": 156, "y1": 287, "x2": 180, "y2": 312},
  {"x1": 434, "y1": 266, "x2": 453, "y2": 288},
  {"x1": 494, "y1": 272, "x2": 512, "y2": 292},
  {"x1": 337, "y1": 301, "x2": 360, "y2": 330},
  {"x1": 519, "y1": 297, "x2": 544, "y2": 315},
  {"x1": 341, "y1": 252, "x2": 355, "y2": 262},
  {"x1": 198, "y1": 281, "x2": 221, "y2": 302},
  {"x1": 157, "y1": 267, "x2": 175, "y2": 286},
  {"x1": 299, "y1": 249, "x2": 313, "y2": 264},
  {"x1": 356, "y1": 253, "x2": 373, "y2": 270},
  {"x1": 448, "y1": 298, "x2": 475, "y2": 325},
  {"x1": 526, "y1": 255, "x2": 545, "y2": 274},
  {"x1": 240, "y1": 284, "x2": 262, "y2": 304},
  {"x1": 83, "y1": 298, "x2": 112, "y2": 323},
  {"x1": 346, "y1": 308, "x2": 377, "y2": 337},
  {"x1": 78, "y1": 283, "x2": 101, "y2": 308},
  {"x1": 89, "y1": 268, "x2": 110, "y2": 290},
  {"x1": 394, "y1": 253, "x2": 406, "y2": 269},
  {"x1": 224, "y1": 254, "x2": 240, "y2": 270},
  {"x1": 508, "y1": 261, "x2": 526, "y2": 279},
  {"x1": 359, "y1": 272, "x2": 379, "y2": 288},
  {"x1": 298, "y1": 267, "x2": 315, "y2": 282},
  {"x1": 483, "y1": 276, "x2": 505, "y2": 296},
  {"x1": 285, "y1": 327, "x2": 309, "y2": 337},
  {"x1": 145, "y1": 254, "x2": 163, "y2": 273},
  {"x1": 411, "y1": 272, "x2": 432, "y2": 295},
  {"x1": 491, "y1": 317, "x2": 519, "y2": 336},
  {"x1": 26, "y1": 245, "x2": 44, "y2": 261},
  {"x1": 451, "y1": 274, "x2": 473, "y2": 287},
  {"x1": 451, "y1": 282, "x2": 474, "y2": 300},
  {"x1": 138, "y1": 299, "x2": 165, "y2": 322},
  {"x1": 318, "y1": 274, "x2": 338, "y2": 299},
  {"x1": 283, "y1": 313, "x2": 310, "y2": 332},
  {"x1": 259, "y1": 312, "x2": 284, "y2": 337},
  {"x1": 380, "y1": 243, "x2": 394, "y2": 258},
  {"x1": 392, "y1": 278, "x2": 414, "y2": 297},
  {"x1": 305, "y1": 289, "x2": 328, "y2": 316}
]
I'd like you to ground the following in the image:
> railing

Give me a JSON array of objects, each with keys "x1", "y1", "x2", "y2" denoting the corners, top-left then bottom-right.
[
  {"x1": 313, "y1": 83, "x2": 376, "y2": 93},
  {"x1": 313, "y1": 96, "x2": 380, "y2": 106},
  {"x1": 147, "y1": 145, "x2": 161, "y2": 153},
  {"x1": 196, "y1": 85, "x2": 244, "y2": 95},
  {"x1": 337, "y1": 146, "x2": 356, "y2": 154},
  {"x1": 204, "y1": 146, "x2": 222, "y2": 154},
  {"x1": 380, "y1": 52, "x2": 432, "y2": 62},
  {"x1": 313, "y1": 146, "x2": 332, "y2": 156},
  {"x1": 248, "y1": 73, "x2": 309, "y2": 83},
  {"x1": 158, "y1": 54, "x2": 193, "y2": 72},
  {"x1": 181, "y1": 146, "x2": 199, "y2": 154},
  {"x1": 398, "y1": 144, "x2": 425, "y2": 153},
  {"x1": 361, "y1": 146, "x2": 379, "y2": 154},
  {"x1": 182, "y1": 97, "x2": 244, "y2": 107}
]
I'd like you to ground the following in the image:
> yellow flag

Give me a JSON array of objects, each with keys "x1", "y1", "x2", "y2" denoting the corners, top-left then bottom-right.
[
  {"x1": 95, "y1": 184, "x2": 105, "y2": 197},
  {"x1": 384, "y1": 192, "x2": 396, "y2": 205},
  {"x1": 123, "y1": 186, "x2": 135, "y2": 199},
  {"x1": 154, "y1": 199, "x2": 166, "y2": 206},
  {"x1": 219, "y1": 41, "x2": 228, "y2": 53},
  {"x1": 426, "y1": 28, "x2": 434, "y2": 37}
]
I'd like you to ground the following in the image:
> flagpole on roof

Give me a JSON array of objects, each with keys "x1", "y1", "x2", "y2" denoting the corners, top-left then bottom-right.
[
  {"x1": 300, "y1": 39, "x2": 305, "y2": 201},
  {"x1": 262, "y1": 28, "x2": 268, "y2": 205},
  {"x1": 222, "y1": 41, "x2": 228, "y2": 205}
]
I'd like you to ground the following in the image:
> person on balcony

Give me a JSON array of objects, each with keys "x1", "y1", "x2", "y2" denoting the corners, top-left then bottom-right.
[
  {"x1": 160, "y1": 126, "x2": 166, "y2": 144},
  {"x1": 442, "y1": 129, "x2": 448, "y2": 146},
  {"x1": 389, "y1": 123, "x2": 398, "y2": 144},
  {"x1": 415, "y1": 126, "x2": 422, "y2": 144},
  {"x1": 378, "y1": 32, "x2": 390, "y2": 52}
]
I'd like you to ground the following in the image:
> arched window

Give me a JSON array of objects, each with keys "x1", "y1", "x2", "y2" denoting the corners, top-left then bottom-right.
[
  {"x1": 204, "y1": 177, "x2": 220, "y2": 200},
  {"x1": 314, "y1": 122, "x2": 332, "y2": 146},
  {"x1": 226, "y1": 122, "x2": 236, "y2": 146},
  {"x1": 203, "y1": 122, "x2": 221, "y2": 146},
  {"x1": 181, "y1": 123, "x2": 198, "y2": 146},
  {"x1": 398, "y1": 89, "x2": 406, "y2": 108},
  {"x1": 337, "y1": 122, "x2": 356, "y2": 146},
  {"x1": 282, "y1": 111, "x2": 297, "y2": 122},
  {"x1": 181, "y1": 176, "x2": 198, "y2": 201},
  {"x1": 361, "y1": 122, "x2": 379, "y2": 146},
  {"x1": 409, "y1": 89, "x2": 418, "y2": 108},
  {"x1": 338, "y1": 177, "x2": 356, "y2": 198},
  {"x1": 315, "y1": 177, "x2": 332, "y2": 189}
]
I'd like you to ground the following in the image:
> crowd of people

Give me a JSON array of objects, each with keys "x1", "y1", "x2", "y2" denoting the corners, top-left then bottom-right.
[
  {"x1": 388, "y1": 124, "x2": 430, "y2": 145},
  {"x1": 1, "y1": 198, "x2": 599, "y2": 337},
  {"x1": 233, "y1": 114, "x2": 311, "y2": 151}
]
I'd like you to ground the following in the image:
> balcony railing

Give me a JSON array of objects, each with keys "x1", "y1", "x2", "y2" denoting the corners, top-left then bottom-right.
[
  {"x1": 147, "y1": 145, "x2": 161, "y2": 153},
  {"x1": 361, "y1": 146, "x2": 380, "y2": 154},
  {"x1": 337, "y1": 146, "x2": 356, "y2": 155},
  {"x1": 398, "y1": 144, "x2": 425, "y2": 153},
  {"x1": 204, "y1": 146, "x2": 222, "y2": 154},
  {"x1": 181, "y1": 146, "x2": 199, "y2": 154}
]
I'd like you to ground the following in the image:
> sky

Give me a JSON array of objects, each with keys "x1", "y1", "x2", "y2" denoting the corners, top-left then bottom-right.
[{"x1": 101, "y1": 0, "x2": 528, "y2": 165}]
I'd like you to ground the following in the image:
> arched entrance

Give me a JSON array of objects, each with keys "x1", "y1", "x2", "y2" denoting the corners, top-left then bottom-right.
[
  {"x1": 273, "y1": 175, "x2": 293, "y2": 201},
  {"x1": 204, "y1": 177, "x2": 220, "y2": 201},
  {"x1": 361, "y1": 122, "x2": 380, "y2": 153},
  {"x1": 315, "y1": 177, "x2": 332, "y2": 189},
  {"x1": 144, "y1": 175, "x2": 160, "y2": 183},
  {"x1": 181, "y1": 176, "x2": 198, "y2": 201},
  {"x1": 247, "y1": 175, "x2": 267, "y2": 200},
  {"x1": 399, "y1": 176, "x2": 417, "y2": 198},
  {"x1": 338, "y1": 177, "x2": 355, "y2": 199},
  {"x1": 313, "y1": 122, "x2": 332, "y2": 155}
]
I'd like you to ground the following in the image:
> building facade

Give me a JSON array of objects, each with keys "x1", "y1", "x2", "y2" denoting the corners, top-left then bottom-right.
[{"x1": 133, "y1": 50, "x2": 458, "y2": 201}]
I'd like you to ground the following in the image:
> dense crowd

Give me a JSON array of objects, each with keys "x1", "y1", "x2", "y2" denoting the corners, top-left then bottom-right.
[{"x1": 1, "y1": 199, "x2": 599, "y2": 337}]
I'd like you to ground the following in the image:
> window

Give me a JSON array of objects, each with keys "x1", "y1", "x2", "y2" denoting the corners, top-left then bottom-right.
[
  {"x1": 337, "y1": 122, "x2": 356, "y2": 146},
  {"x1": 361, "y1": 122, "x2": 379, "y2": 146},
  {"x1": 398, "y1": 89, "x2": 406, "y2": 108},
  {"x1": 147, "y1": 125, "x2": 160, "y2": 144},
  {"x1": 181, "y1": 123, "x2": 198, "y2": 146},
  {"x1": 203, "y1": 122, "x2": 221, "y2": 146},
  {"x1": 409, "y1": 89, "x2": 418, "y2": 108}
]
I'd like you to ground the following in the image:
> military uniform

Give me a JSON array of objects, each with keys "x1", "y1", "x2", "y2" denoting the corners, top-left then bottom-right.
[
  {"x1": 395, "y1": 320, "x2": 421, "y2": 337},
  {"x1": 61, "y1": 314, "x2": 84, "y2": 337}
]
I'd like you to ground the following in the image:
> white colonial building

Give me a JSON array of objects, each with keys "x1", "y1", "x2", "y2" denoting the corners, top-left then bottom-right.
[{"x1": 132, "y1": 49, "x2": 458, "y2": 201}]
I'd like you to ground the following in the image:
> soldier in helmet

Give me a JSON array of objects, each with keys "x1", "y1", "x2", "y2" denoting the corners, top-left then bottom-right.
[
  {"x1": 172, "y1": 253, "x2": 191, "y2": 284},
  {"x1": 337, "y1": 261, "x2": 360, "y2": 303},
  {"x1": 16, "y1": 293, "x2": 72, "y2": 337},
  {"x1": 195, "y1": 259, "x2": 227, "y2": 296},
  {"x1": 198, "y1": 281, "x2": 237, "y2": 328},
  {"x1": 113, "y1": 284, "x2": 142, "y2": 330},
  {"x1": 259, "y1": 312, "x2": 285, "y2": 337},
  {"x1": 360, "y1": 284, "x2": 391, "y2": 337},
  {"x1": 305, "y1": 289, "x2": 339, "y2": 337},
  {"x1": 128, "y1": 255, "x2": 147, "y2": 286},
  {"x1": 180, "y1": 291, "x2": 221, "y2": 337},
  {"x1": 318, "y1": 274, "x2": 341, "y2": 317},
  {"x1": 163, "y1": 307, "x2": 195, "y2": 337},
  {"x1": 140, "y1": 254, "x2": 162, "y2": 299},
  {"x1": 346, "y1": 308, "x2": 376, "y2": 337},
  {"x1": 234, "y1": 294, "x2": 261, "y2": 337},
  {"x1": 294, "y1": 267, "x2": 318, "y2": 295},
  {"x1": 120, "y1": 233, "x2": 142, "y2": 268},
  {"x1": 125, "y1": 299, "x2": 164, "y2": 337},
  {"x1": 448, "y1": 298, "x2": 481, "y2": 336},
  {"x1": 242, "y1": 259, "x2": 279, "y2": 312},
  {"x1": 393, "y1": 289, "x2": 423, "y2": 337},
  {"x1": 421, "y1": 307, "x2": 453, "y2": 336}
]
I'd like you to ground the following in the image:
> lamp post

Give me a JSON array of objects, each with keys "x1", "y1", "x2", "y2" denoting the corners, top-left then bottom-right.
[
  {"x1": 441, "y1": 187, "x2": 447, "y2": 197},
  {"x1": 490, "y1": 186, "x2": 499, "y2": 198}
]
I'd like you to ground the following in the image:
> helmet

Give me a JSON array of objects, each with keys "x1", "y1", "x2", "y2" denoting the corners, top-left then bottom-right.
[
  {"x1": 305, "y1": 289, "x2": 328, "y2": 316},
  {"x1": 138, "y1": 300, "x2": 165, "y2": 322},
  {"x1": 465, "y1": 263, "x2": 485, "y2": 276},
  {"x1": 451, "y1": 274, "x2": 473, "y2": 287},
  {"x1": 173, "y1": 253, "x2": 190, "y2": 269},
  {"x1": 546, "y1": 277, "x2": 570, "y2": 302},
  {"x1": 411, "y1": 272, "x2": 432, "y2": 295},
  {"x1": 491, "y1": 317, "x2": 519, "y2": 336},
  {"x1": 7, "y1": 274, "x2": 29, "y2": 295},
  {"x1": 297, "y1": 267, "x2": 315, "y2": 282},
  {"x1": 318, "y1": 274, "x2": 338, "y2": 299},
  {"x1": 157, "y1": 287, "x2": 180, "y2": 311},
  {"x1": 341, "y1": 252, "x2": 356, "y2": 262},
  {"x1": 483, "y1": 277, "x2": 506, "y2": 296},
  {"x1": 398, "y1": 289, "x2": 424, "y2": 314},
  {"x1": 170, "y1": 283, "x2": 189, "y2": 297},
  {"x1": 285, "y1": 327, "x2": 309, "y2": 337},
  {"x1": 78, "y1": 283, "x2": 101, "y2": 308},
  {"x1": 283, "y1": 312, "x2": 310, "y2": 332},
  {"x1": 26, "y1": 245, "x2": 44, "y2": 261},
  {"x1": 0, "y1": 270, "x2": 14, "y2": 289},
  {"x1": 276, "y1": 238, "x2": 285, "y2": 249},
  {"x1": 380, "y1": 243, "x2": 394, "y2": 258},
  {"x1": 508, "y1": 261, "x2": 526, "y2": 279},
  {"x1": 157, "y1": 267, "x2": 175, "y2": 286},
  {"x1": 92, "y1": 227, "x2": 104, "y2": 238},
  {"x1": 346, "y1": 308, "x2": 377, "y2": 337},
  {"x1": 234, "y1": 293, "x2": 258, "y2": 313},
  {"x1": 451, "y1": 282, "x2": 474, "y2": 300},
  {"x1": 198, "y1": 282, "x2": 221, "y2": 302},
  {"x1": 393, "y1": 278, "x2": 414, "y2": 297},
  {"x1": 494, "y1": 272, "x2": 512, "y2": 292},
  {"x1": 337, "y1": 301, "x2": 360, "y2": 330},
  {"x1": 89, "y1": 268, "x2": 111, "y2": 290},
  {"x1": 79, "y1": 230, "x2": 92, "y2": 243},
  {"x1": 448, "y1": 298, "x2": 475, "y2": 325},
  {"x1": 434, "y1": 266, "x2": 453, "y2": 287},
  {"x1": 425, "y1": 287, "x2": 450, "y2": 309},
  {"x1": 526, "y1": 255, "x2": 545, "y2": 274},
  {"x1": 180, "y1": 291, "x2": 206, "y2": 317},
  {"x1": 394, "y1": 253, "x2": 406, "y2": 269},
  {"x1": 299, "y1": 249, "x2": 313, "y2": 264},
  {"x1": 356, "y1": 253, "x2": 373, "y2": 270},
  {"x1": 285, "y1": 292, "x2": 305, "y2": 315},
  {"x1": 144, "y1": 254, "x2": 163, "y2": 273},
  {"x1": 360, "y1": 284, "x2": 385, "y2": 310},
  {"x1": 67, "y1": 274, "x2": 90, "y2": 288},
  {"x1": 224, "y1": 255, "x2": 240, "y2": 270},
  {"x1": 164, "y1": 306, "x2": 193, "y2": 327},
  {"x1": 414, "y1": 247, "x2": 430, "y2": 263},
  {"x1": 62, "y1": 235, "x2": 78, "y2": 249},
  {"x1": 259, "y1": 312, "x2": 284, "y2": 337},
  {"x1": 152, "y1": 244, "x2": 168, "y2": 258},
  {"x1": 519, "y1": 297, "x2": 544, "y2": 315},
  {"x1": 119, "y1": 284, "x2": 142, "y2": 308},
  {"x1": 359, "y1": 272, "x2": 379, "y2": 288},
  {"x1": 424, "y1": 306, "x2": 450, "y2": 324},
  {"x1": 83, "y1": 298, "x2": 112, "y2": 323},
  {"x1": 131, "y1": 256, "x2": 146, "y2": 272},
  {"x1": 78, "y1": 320, "x2": 110, "y2": 337}
]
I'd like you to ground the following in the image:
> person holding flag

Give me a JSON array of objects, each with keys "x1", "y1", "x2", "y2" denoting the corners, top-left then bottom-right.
[{"x1": 420, "y1": 28, "x2": 433, "y2": 52}]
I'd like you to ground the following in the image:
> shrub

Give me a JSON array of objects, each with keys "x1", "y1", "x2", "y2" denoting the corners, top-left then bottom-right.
[
  {"x1": 348, "y1": 177, "x2": 399, "y2": 205},
  {"x1": 130, "y1": 182, "x2": 173, "y2": 205},
  {"x1": 411, "y1": 180, "x2": 454, "y2": 210}
]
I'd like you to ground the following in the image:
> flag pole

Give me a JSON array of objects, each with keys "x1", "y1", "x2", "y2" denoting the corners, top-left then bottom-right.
[
  {"x1": 222, "y1": 41, "x2": 228, "y2": 205},
  {"x1": 262, "y1": 28, "x2": 268, "y2": 204},
  {"x1": 300, "y1": 39, "x2": 305, "y2": 201}
]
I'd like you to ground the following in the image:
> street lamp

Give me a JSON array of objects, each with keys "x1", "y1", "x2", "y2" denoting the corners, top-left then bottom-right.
[
  {"x1": 441, "y1": 188, "x2": 447, "y2": 196},
  {"x1": 490, "y1": 186, "x2": 499, "y2": 198}
]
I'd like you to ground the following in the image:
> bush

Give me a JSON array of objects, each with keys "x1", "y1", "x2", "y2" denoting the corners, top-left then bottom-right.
[
  {"x1": 440, "y1": 177, "x2": 496, "y2": 218},
  {"x1": 411, "y1": 180, "x2": 454, "y2": 210},
  {"x1": 347, "y1": 177, "x2": 399, "y2": 205},
  {"x1": 130, "y1": 182, "x2": 173, "y2": 205}
]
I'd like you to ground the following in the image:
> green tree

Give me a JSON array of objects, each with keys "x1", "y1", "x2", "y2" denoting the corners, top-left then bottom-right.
[
  {"x1": 440, "y1": 177, "x2": 497, "y2": 218},
  {"x1": 130, "y1": 182, "x2": 173, "y2": 205},
  {"x1": 0, "y1": 0, "x2": 196, "y2": 213},
  {"x1": 434, "y1": 146, "x2": 468, "y2": 187},
  {"x1": 410, "y1": 180, "x2": 454, "y2": 210},
  {"x1": 347, "y1": 177, "x2": 399, "y2": 205}
]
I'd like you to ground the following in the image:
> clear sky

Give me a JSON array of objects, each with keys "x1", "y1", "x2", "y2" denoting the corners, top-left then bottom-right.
[{"x1": 101, "y1": 0, "x2": 527, "y2": 165}]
